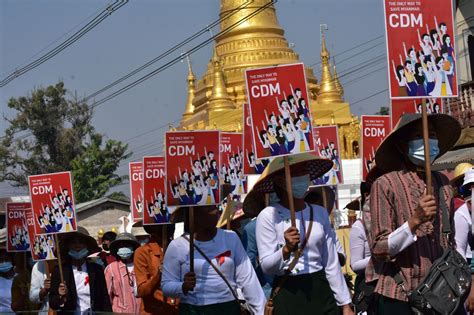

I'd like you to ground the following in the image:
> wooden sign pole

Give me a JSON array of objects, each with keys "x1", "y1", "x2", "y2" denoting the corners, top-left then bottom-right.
[
  {"x1": 226, "y1": 194, "x2": 232, "y2": 230},
  {"x1": 53, "y1": 234, "x2": 64, "y2": 283},
  {"x1": 283, "y1": 156, "x2": 296, "y2": 228},
  {"x1": 189, "y1": 206, "x2": 194, "y2": 273},
  {"x1": 162, "y1": 225, "x2": 168, "y2": 253},
  {"x1": 421, "y1": 103, "x2": 433, "y2": 194}
]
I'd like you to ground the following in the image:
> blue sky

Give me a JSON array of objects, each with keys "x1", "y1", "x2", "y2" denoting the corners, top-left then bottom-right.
[{"x1": 0, "y1": 0, "x2": 388, "y2": 196}]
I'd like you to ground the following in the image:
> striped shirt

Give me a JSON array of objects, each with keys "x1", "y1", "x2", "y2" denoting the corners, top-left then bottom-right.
[{"x1": 366, "y1": 170, "x2": 454, "y2": 301}]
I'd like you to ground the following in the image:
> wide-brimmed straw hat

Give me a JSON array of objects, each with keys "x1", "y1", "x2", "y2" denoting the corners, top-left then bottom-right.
[
  {"x1": 251, "y1": 153, "x2": 333, "y2": 193},
  {"x1": 462, "y1": 169, "x2": 474, "y2": 189},
  {"x1": 375, "y1": 114, "x2": 461, "y2": 172},
  {"x1": 304, "y1": 186, "x2": 336, "y2": 210},
  {"x1": 216, "y1": 200, "x2": 245, "y2": 228},
  {"x1": 451, "y1": 163, "x2": 473, "y2": 187},
  {"x1": 59, "y1": 226, "x2": 101, "y2": 255},
  {"x1": 109, "y1": 232, "x2": 140, "y2": 254},
  {"x1": 345, "y1": 198, "x2": 361, "y2": 211}
]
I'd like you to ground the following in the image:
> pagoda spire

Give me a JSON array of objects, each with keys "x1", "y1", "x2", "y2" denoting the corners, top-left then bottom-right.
[
  {"x1": 208, "y1": 47, "x2": 235, "y2": 111},
  {"x1": 182, "y1": 56, "x2": 196, "y2": 120},
  {"x1": 317, "y1": 34, "x2": 343, "y2": 104},
  {"x1": 333, "y1": 63, "x2": 344, "y2": 100}
]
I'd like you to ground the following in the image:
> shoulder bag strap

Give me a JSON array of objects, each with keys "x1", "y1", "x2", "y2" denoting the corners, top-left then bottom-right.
[
  {"x1": 271, "y1": 203, "x2": 314, "y2": 298},
  {"x1": 182, "y1": 235, "x2": 241, "y2": 302}
]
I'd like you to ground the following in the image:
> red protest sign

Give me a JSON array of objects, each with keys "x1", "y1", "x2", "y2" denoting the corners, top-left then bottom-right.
[
  {"x1": 165, "y1": 130, "x2": 221, "y2": 206},
  {"x1": 6, "y1": 203, "x2": 31, "y2": 252},
  {"x1": 129, "y1": 162, "x2": 143, "y2": 222},
  {"x1": 242, "y1": 103, "x2": 269, "y2": 175},
  {"x1": 27, "y1": 210, "x2": 57, "y2": 261},
  {"x1": 390, "y1": 98, "x2": 443, "y2": 127},
  {"x1": 384, "y1": 0, "x2": 457, "y2": 98},
  {"x1": 312, "y1": 126, "x2": 343, "y2": 185},
  {"x1": 245, "y1": 63, "x2": 315, "y2": 159},
  {"x1": 220, "y1": 132, "x2": 246, "y2": 195},
  {"x1": 361, "y1": 115, "x2": 391, "y2": 180},
  {"x1": 28, "y1": 171, "x2": 76, "y2": 235},
  {"x1": 142, "y1": 156, "x2": 170, "y2": 225}
]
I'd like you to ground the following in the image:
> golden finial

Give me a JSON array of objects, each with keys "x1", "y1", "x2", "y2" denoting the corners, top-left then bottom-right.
[
  {"x1": 110, "y1": 227, "x2": 118, "y2": 233},
  {"x1": 182, "y1": 55, "x2": 196, "y2": 119},
  {"x1": 208, "y1": 46, "x2": 235, "y2": 111},
  {"x1": 317, "y1": 33, "x2": 343, "y2": 104},
  {"x1": 333, "y1": 62, "x2": 344, "y2": 99},
  {"x1": 97, "y1": 229, "x2": 104, "y2": 237}
]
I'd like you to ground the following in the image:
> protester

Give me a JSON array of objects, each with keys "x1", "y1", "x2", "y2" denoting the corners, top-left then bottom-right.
[
  {"x1": 0, "y1": 244, "x2": 15, "y2": 313},
  {"x1": 105, "y1": 232, "x2": 142, "y2": 313},
  {"x1": 253, "y1": 153, "x2": 353, "y2": 314},
  {"x1": 29, "y1": 260, "x2": 55, "y2": 314},
  {"x1": 305, "y1": 185, "x2": 347, "y2": 266},
  {"x1": 49, "y1": 226, "x2": 111, "y2": 314},
  {"x1": 99, "y1": 230, "x2": 117, "y2": 266},
  {"x1": 162, "y1": 206, "x2": 266, "y2": 314},
  {"x1": 134, "y1": 224, "x2": 178, "y2": 314},
  {"x1": 367, "y1": 113, "x2": 463, "y2": 314},
  {"x1": 463, "y1": 170, "x2": 474, "y2": 313},
  {"x1": 131, "y1": 225, "x2": 150, "y2": 246},
  {"x1": 11, "y1": 252, "x2": 41, "y2": 313},
  {"x1": 242, "y1": 190, "x2": 274, "y2": 299},
  {"x1": 452, "y1": 164, "x2": 474, "y2": 261}
]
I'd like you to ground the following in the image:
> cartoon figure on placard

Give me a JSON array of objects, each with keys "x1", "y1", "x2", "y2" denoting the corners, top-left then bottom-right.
[{"x1": 145, "y1": 188, "x2": 169, "y2": 224}]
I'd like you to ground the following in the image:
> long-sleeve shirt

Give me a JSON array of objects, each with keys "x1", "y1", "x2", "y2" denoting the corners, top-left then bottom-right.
[
  {"x1": 349, "y1": 219, "x2": 371, "y2": 273},
  {"x1": 161, "y1": 229, "x2": 266, "y2": 315},
  {"x1": 29, "y1": 261, "x2": 50, "y2": 314},
  {"x1": 367, "y1": 170, "x2": 454, "y2": 302},
  {"x1": 104, "y1": 261, "x2": 141, "y2": 313},
  {"x1": 134, "y1": 239, "x2": 178, "y2": 315},
  {"x1": 454, "y1": 203, "x2": 473, "y2": 260},
  {"x1": 256, "y1": 203, "x2": 351, "y2": 306}
]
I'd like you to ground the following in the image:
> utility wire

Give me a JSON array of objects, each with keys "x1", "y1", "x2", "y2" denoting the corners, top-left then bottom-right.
[
  {"x1": 84, "y1": 0, "x2": 253, "y2": 101},
  {"x1": 0, "y1": 0, "x2": 128, "y2": 87}
]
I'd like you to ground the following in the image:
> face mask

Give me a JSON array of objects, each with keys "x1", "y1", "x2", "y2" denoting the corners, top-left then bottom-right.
[
  {"x1": 0, "y1": 261, "x2": 13, "y2": 273},
  {"x1": 407, "y1": 138, "x2": 440, "y2": 166},
  {"x1": 117, "y1": 247, "x2": 134, "y2": 260},
  {"x1": 139, "y1": 238, "x2": 149, "y2": 246},
  {"x1": 291, "y1": 175, "x2": 310, "y2": 199},
  {"x1": 68, "y1": 248, "x2": 89, "y2": 260}
]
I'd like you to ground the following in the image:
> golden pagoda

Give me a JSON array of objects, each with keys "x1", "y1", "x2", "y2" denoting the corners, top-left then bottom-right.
[{"x1": 180, "y1": 0, "x2": 360, "y2": 159}]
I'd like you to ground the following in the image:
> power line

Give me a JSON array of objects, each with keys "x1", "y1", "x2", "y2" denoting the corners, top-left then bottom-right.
[
  {"x1": 88, "y1": 0, "x2": 276, "y2": 109},
  {"x1": 0, "y1": 0, "x2": 129, "y2": 87},
  {"x1": 1, "y1": 0, "x2": 272, "y2": 143},
  {"x1": 310, "y1": 35, "x2": 384, "y2": 67},
  {"x1": 84, "y1": 0, "x2": 253, "y2": 101}
]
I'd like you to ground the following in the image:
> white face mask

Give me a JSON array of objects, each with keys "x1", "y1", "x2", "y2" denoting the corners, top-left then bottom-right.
[
  {"x1": 407, "y1": 138, "x2": 440, "y2": 166},
  {"x1": 290, "y1": 175, "x2": 310, "y2": 199}
]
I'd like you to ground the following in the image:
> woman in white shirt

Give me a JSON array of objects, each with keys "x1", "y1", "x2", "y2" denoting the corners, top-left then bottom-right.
[
  {"x1": 0, "y1": 247, "x2": 14, "y2": 313},
  {"x1": 253, "y1": 153, "x2": 353, "y2": 315},
  {"x1": 162, "y1": 206, "x2": 266, "y2": 314},
  {"x1": 29, "y1": 260, "x2": 56, "y2": 314}
]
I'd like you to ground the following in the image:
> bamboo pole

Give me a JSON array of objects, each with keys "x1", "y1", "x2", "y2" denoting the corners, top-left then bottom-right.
[
  {"x1": 283, "y1": 156, "x2": 296, "y2": 228},
  {"x1": 53, "y1": 234, "x2": 64, "y2": 283},
  {"x1": 421, "y1": 103, "x2": 433, "y2": 194},
  {"x1": 226, "y1": 194, "x2": 232, "y2": 230},
  {"x1": 189, "y1": 206, "x2": 194, "y2": 273}
]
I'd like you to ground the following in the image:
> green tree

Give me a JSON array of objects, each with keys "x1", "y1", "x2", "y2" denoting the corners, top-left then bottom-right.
[
  {"x1": 376, "y1": 106, "x2": 390, "y2": 115},
  {"x1": 1, "y1": 82, "x2": 131, "y2": 202}
]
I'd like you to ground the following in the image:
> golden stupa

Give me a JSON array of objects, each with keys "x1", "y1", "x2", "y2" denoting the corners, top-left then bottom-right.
[{"x1": 180, "y1": 0, "x2": 360, "y2": 159}]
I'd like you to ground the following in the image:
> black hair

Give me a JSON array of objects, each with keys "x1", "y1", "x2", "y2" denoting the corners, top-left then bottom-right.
[
  {"x1": 440, "y1": 22, "x2": 446, "y2": 28},
  {"x1": 259, "y1": 129, "x2": 267, "y2": 141},
  {"x1": 208, "y1": 151, "x2": 214, "y2": 156},
  {"x1": 295, "y1": 88, "x2": 301, "y2": 93},
  {"x1": 102, "y1": 231, "x2": 117, "y2": 242},
  {"x1": 298, "y1": 98, "x2": 305, "y2": 106},
  {"x1": 407, "y1": 48, "x2": 415, "y2": 55},
  {"x1": 421, "y1": 33, "x2": 429, "y2": 40},
  {"x1": 430, "y1": 29, "x2": 438, "y2": 42},
  {"x1": 440, "y1": 47, "x2": 448, "y2": 55},
  {"x1": 404, "y1": 60, "x2": 412, "y2": 67},
  {"x1": 287, "y1": 95, "x2": 295, "y2": 103},
  {"x1": 395, "y1": 65, "x2": 405, "y2": 81},
  {"x1": 442, "y1": 34, "x2": 450, "y2": 46},
  {"x1": 280, "y1": 99, "x2": 287, "y2": 106},
  {"x1": 435, "y1": 56, "x2": 443, "y2": 67}
]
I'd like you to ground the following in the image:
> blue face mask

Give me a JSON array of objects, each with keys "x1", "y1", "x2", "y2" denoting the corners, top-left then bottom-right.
[
  {"x1": 117, "y1": 247, "x2": 134, "y2": 260},
  {"x1": 68, "y1": 248, "x2": 89, "y2": 260},
  {"x1": 291, "y1": 175, "x2": 310, "y2": 199},
  {"x1": 407, "y1": 138, "x2": 440, "y2": 166},
  {"x1": 0, "y1": 261, "x2": 13, "y2": 273}
]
